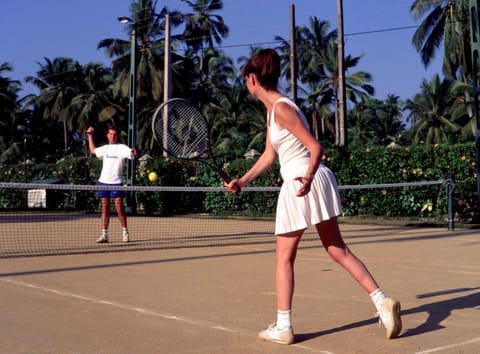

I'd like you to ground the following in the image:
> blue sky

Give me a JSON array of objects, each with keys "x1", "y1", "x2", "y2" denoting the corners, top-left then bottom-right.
[{"x1": 1, "y1": 0, "x2": 442, "y2": 101}]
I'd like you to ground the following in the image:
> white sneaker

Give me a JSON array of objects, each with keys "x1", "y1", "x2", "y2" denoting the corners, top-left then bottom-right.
[
  {"x1": 377, "y1": 297, "x2": 402, "y2": 339},
  {"x1": 258, "y1": 322, "x2": 294, "y2": 345},
  {"x1": 96, "y1": 234, "x2": 108, "y2": 243},
  {"x1": 122, "y1": 230, "x2": 130, "y2": 242}
]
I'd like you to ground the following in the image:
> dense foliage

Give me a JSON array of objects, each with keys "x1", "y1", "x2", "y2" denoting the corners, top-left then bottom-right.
[{"x1": 0, "y1": 143, "x2": 476, "y2": 222}]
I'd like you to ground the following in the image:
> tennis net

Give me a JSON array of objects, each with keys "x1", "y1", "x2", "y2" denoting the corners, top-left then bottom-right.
[{"x1": 0, "y1": 180, "x2": 449, "y2": 258}]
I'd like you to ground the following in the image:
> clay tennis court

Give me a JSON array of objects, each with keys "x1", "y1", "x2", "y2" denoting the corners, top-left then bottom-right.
[{"x1": 1, "y1": 221, "x2": 479, "y2": 353}]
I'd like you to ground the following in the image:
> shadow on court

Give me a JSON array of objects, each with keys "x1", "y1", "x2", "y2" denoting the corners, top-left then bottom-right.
[
  {"x1": 1, "y1": 223, "x2": 479, "y2": 353},
  {"x1": 400, "y1": 290, "x2": 480, "y2": 338}
]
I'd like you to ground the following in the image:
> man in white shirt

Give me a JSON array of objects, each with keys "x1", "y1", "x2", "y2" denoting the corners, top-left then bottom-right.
[{"x1": 87, "y1": 126, "x2": 136, "y2": 243}]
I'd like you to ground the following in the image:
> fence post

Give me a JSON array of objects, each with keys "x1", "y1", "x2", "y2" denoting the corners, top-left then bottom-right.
[{"x1": 447, "y1": 173, "x2": 454, "y2": 231}]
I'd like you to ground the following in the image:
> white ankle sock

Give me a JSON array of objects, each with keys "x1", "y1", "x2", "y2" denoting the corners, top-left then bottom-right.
[
  {"x1": 276, "y1": 310, "x2": 292, "y2": 328},
  {"x1": 370, "y1": 288, "x2": 386, "y2": 312}
]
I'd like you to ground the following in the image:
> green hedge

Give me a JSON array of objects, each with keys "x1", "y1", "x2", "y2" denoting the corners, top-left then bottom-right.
[
  {"x1": 0, "y1": 143, "x2": 477, "y2": 221},
  {"x1": 326, "y1": 143, "x2": 477, "y2": 219}
]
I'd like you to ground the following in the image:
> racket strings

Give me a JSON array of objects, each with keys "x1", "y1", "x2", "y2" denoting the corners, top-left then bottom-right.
[{"x1": 154, "y1": 100, "x2": 209, "y2": 159}]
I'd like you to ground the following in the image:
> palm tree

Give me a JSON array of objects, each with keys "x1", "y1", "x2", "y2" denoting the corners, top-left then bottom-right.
[
  {"x1": 24, "y1": 57, "x2": 83, "y2": 155},
  {"x1": 410, "y1": 0, "x2": 471, "y2": 81},
  {"x1": 187, "y1": 47, "x2": 235, "y2": 106},
  {"x1": 64, "y1": 63, "x2": 114, "y2": 129},
  {"x1": 61, "y1": 63, "x2": 118, "y2": 155},
  {"x1": 405, "y1": 74, "x2": 466, "y2": 145},
  {"x1": 181, "y1": 0, "x2": 229, "y2": 52},
  {"x1": 276, "y1": 18, "x2": 374, "y2": 145},
  {"x1": 449, "y1": 79, "x2": 479, "y2": 137},
  {"x1": 98, "y1": 0, "x2": 186, "y2": 153},
  {"x1": 0, "y1": 62, "x2": 26, "y2": 163},
  {"x1": 288, "y1": 17, "x2": 336, "y2": 86},
  {"x1": 377, "y1": 94, "x2": 406, "y2": 145},
  {"x1": 348, "y1": 95, "x2": 405, "y2": 148},
  {"x1": 318, "y1": 42, "x2": 375, "y2": 145},
  {"x1": 347, "y1": 109, "x2": 377, "y2": 149},
  {"x1": 208, "y1": 76, "x2": 265, "y2": 157},
  {"x1": 0, "y1": 63, "x2": 20, "y2": 130},
  {"x1": 181, "y1": 0, "x2": 230, "y2": 109},
  {"x1": 300, "y1": 80, "x2": 335, "y2": 143},
  {"x1": 98, "y1": 0, "x2": 183, "y2": 104}
]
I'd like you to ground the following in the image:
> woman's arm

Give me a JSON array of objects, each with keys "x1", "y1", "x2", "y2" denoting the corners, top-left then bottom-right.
[{"x1": 225, "y1": 131, "x2": 277, "y2": 191}]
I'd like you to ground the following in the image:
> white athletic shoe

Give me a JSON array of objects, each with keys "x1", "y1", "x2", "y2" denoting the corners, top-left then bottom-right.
[
  {"x1": 122, "y1": 230, "x2": 130, "y2": 243},
  {"x1": 377, "y1": 297, "x2": 402, "y2": 339},
  {"x1": 258, "y1": 322, "x2": 294, "y2": 345},
  {"x1": 96, "y1": 234, "x2": 108, "y2": 243}
]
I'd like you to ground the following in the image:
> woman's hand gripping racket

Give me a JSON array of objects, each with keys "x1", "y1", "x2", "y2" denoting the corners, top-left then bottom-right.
[{"x1": 152, "y1": 98, "x2": 240, "y2": 193}]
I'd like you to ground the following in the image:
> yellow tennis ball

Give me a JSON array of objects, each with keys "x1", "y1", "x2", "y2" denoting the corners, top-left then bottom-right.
[{"x1": 148, "y1": 172, "x2": 158, "y2": 182}]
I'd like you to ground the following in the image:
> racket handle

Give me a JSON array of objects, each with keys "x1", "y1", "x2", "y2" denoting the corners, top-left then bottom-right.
[
  {"x1": 217, "y1": 169, "x2": 231, "y2": 183},
  {"x1": 217, "y1": 169, "x2": 241, "y2": 194}
]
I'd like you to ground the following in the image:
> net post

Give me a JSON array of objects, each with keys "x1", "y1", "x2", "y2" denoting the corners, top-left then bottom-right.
[
  {"x1": 447, "y1": 173, "x2": 455, "y2": 231},
  {"x1": 125, "y1": 21, "x2": 138, "y2": 215}
]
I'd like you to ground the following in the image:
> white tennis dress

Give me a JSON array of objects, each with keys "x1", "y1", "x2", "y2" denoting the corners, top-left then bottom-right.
[{"x1": 269, "y1": 97, "x2": 342, "y2": 235}]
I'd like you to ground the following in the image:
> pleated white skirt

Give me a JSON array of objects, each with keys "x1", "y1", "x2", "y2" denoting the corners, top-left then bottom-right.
[{"x1": 275, "y1": 163, "x2": 343, "y2": 235}]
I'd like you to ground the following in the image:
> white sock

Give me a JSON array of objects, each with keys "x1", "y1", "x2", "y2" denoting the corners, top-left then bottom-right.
[
  {"x1": 276, "y1": 310, "x2": 292, "y2": 328},
  {"x1": 370, "y1": 288, "x2": 386, "y2": 312},
  {"x1": 102, "y1": 229, "x2": 108, "y2": 236},
  {"x1": 122, "y1": 227, "x2": 128, "y2": 233}
]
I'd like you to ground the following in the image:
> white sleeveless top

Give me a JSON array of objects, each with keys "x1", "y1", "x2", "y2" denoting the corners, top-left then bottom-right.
[
  {"x1": 269, "y1": 97, "x2": 311, "y2": 178},
  {"x1": 268, "y1": 97, "x2": 342, "y2": 235}
]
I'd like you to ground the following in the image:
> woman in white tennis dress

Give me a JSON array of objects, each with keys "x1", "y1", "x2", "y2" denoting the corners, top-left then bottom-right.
[{"x1": 225, "y1": 49, "x2": 402, "y2": 345}]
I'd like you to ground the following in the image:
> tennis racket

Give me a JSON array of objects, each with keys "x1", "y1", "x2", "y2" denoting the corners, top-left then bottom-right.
[{"x1": 151, "y1": 98, "x2": 240, "y2": 192}]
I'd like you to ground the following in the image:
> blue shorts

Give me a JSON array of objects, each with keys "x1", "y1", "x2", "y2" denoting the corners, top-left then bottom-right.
[{"x1": 97, "y1": 182, "x2": 124, "y2": 199}]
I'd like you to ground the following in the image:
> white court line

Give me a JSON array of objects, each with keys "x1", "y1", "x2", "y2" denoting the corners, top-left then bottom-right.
[
  {"x1": 1, "y1": 278, "x2": 332, "y2": 353},
  {"x1": 1, "y1": 278, "x2": 236, "y2": 330},
  {"x1": 414, "y1": 337, "x2": 480, "y2": 354}
]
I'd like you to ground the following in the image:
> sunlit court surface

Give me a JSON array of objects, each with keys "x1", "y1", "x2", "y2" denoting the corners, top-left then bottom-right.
[{"x1": 1, "y1": 222, "x2": 480, "y2": 354}]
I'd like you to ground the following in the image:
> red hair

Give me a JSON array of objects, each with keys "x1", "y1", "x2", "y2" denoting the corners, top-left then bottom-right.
[{"x1": 242, "y1": 48, "x2": 280, "y2": 90}]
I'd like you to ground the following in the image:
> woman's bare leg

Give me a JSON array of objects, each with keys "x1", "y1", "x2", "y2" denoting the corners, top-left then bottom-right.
[
  {"x1": 315, "y1": 217, "x2": 379, "y2": 293},
  {"x1": 275, "y1": 230, "x2": 303, "y2": 310}
]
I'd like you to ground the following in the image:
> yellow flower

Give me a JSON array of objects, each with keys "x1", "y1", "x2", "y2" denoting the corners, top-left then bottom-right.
[
  {"x1": 381, "y1": 189, "x2": 387, "y2": 195},
  {"x1": 365, "y1": 148, "x2": 371, "y2": 153},
  {"x1": 402, "y1": 168, "x2": 407, "y2": 174},
  {"x1": 412, "y1": 169, "x2": 417, "y2": 175},
  {"x1": 461, "y1": 156, "x2": 466, "y2": 161},
  {"x1": 421, "y1": 201, "x2": 433, "y2": 213}
]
